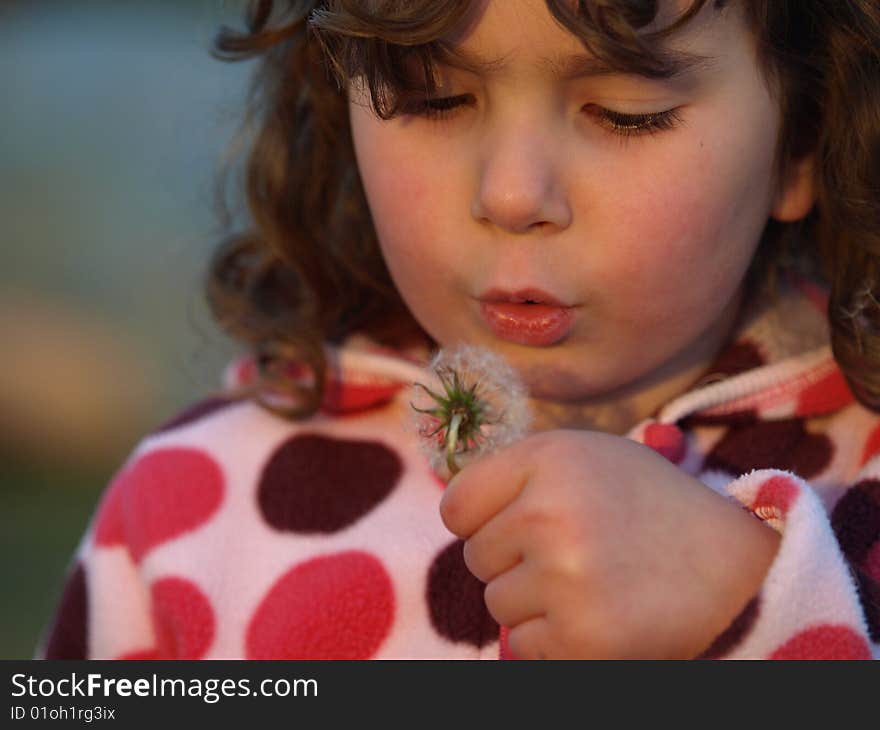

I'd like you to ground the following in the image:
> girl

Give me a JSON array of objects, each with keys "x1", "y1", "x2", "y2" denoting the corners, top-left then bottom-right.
[{"x1": 40, "y1": 0, "x2": 880, "y2": 659}]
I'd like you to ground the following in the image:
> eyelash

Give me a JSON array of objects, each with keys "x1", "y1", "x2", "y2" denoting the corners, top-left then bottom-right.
[
  {"x1": 590, "y1": 106, "x2": 684, "y2": 138},
  {"x1": 402, "y1": 95, "x2": 471, "y2": 120},
  {"x1": 401, "y1": 94, "x2": 684, "y2": 138}
]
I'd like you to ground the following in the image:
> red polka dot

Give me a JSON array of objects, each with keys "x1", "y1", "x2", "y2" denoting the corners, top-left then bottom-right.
[
  {"x1": 643, "y1": 423, "x2": 686, "y2": 464},
  {"x1": 151, "y1": 577, "x2": 215, "y2": 659},
  {"x1": 94, "y1": 481, "x2": 125, "y2": 547},
  {"x1": 96, "y1": 448, "x2": 224, "y2": 561},
  {"x1": 753, "y1": 474, "x2": 801, "y2": 518},
  {"x1": 321, "y1": 378, "x2": 404, "y2": 414},
  {"x1": 861, "y1": 422, "x2": 880, "y2": 467},
  {"x1": 769, "y1": 625, "x2": 871, "y2": 660},
  {"x1": 116, "y1": 648, "x2": 160, "y2": 660},
  {"x1": 795, "y1": 368, "x2": 853, "y2": 416},
  {"x1": 232, "y1": 355, "x2": 402, "y2": 414},
  {"x1": 246, "y1": 551, "x2": 394, "y2": 659}
]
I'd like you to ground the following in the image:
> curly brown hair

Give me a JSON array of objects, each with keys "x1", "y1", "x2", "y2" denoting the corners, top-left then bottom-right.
[{"x1": 207, "y1": 0, "x2": 880, "y2": 417}]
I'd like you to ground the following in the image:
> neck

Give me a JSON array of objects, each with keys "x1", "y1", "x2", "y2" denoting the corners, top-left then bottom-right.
[{"x1": 525, "y1": 359, "x2": 711, "y2": 435}]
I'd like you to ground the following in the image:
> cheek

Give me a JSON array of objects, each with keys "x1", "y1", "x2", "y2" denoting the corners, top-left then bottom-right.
[
  {"x1": 599, "y1": 135, "x2": 773, "y2": 321},
  {"x1": 350, "y1": 109, "x2": 464, "y2": 332},
  {"x1": 366, "y1": 158, "x2": 447, "y2": 302},
  {"x1": 359, "y1": 144, "x2": 430, "y2": 241},
  {"x1": 351, "y1": 109, "x2": 456, "y2": 253}
]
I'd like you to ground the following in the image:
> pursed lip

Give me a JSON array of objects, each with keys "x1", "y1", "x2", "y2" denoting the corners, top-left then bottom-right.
[
  {"x1": 476, "y1": 287, "x2": 577, "y2": 346},
  {"x1": 477, "y1": 287, "x2": 574, "y2": 308}
]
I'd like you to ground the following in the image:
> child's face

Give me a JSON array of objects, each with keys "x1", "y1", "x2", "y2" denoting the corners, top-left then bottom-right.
[{"x1": 349, "y1": 0, "x2": 814, "y2": 415}]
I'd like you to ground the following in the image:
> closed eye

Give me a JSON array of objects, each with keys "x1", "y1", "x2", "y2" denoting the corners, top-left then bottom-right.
[
  {"x1": 584, "y1": 104, "x2": 684, "y2": 138},
  {"x1": 399, "y1": 94, "x2": 474, "y2": 121},
  {"x1": 399, "y1": 94, "x2": 684, "y2": 139}
]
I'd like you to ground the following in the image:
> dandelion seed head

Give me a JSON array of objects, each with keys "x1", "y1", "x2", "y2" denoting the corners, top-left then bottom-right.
[{"x1": 407, "y1": 343, "x2": 532, "y2": 478}]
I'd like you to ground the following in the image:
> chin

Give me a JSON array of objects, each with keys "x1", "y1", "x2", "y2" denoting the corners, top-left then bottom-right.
[{"x1": 512, "y1": 358, "x2": 600, "y2": 401}]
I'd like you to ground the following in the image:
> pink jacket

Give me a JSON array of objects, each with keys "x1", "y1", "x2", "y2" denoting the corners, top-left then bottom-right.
[{"x1": 40, "y1": 272, "x2": 879, "y2": 659}]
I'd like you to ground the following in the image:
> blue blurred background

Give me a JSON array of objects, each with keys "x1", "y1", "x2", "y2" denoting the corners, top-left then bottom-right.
[{"x1": 1, "y1": 0, "x2": 254, "y2": 657}]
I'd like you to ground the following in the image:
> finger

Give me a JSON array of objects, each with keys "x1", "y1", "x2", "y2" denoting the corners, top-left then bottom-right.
[
  {"x1": 505, "y1": 615, "x2": 552, "y2": 661},
  {"x1": 440, "y1": 441, "x2": 532, "y2": 539},
  {"x1": 483, "y1": 561, "x2": 545, "y2": 629},
  {"x1": 463, "y1": 501, "x2": 523, "y2": 582}
]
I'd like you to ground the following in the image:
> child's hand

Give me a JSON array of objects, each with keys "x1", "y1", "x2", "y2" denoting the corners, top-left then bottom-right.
[{"x1": 439, "y1": 429, "x2": 781, "y2": 659}]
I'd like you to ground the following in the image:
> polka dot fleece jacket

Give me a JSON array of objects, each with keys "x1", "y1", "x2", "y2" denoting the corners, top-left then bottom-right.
[{"x1": 39, "y1": 271, "x2": 880, "y2": 660}]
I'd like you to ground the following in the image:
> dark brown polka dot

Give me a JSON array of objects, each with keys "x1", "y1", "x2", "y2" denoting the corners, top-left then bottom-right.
[
  {"x1": 830, "y1": 481, "x2": 880, "y2": 642},
  {"x1": 426, "y1": 539, "x2": 498, "y2": 648},
  {"x1": 852, "y1": 567, "x2": 880, "y2": 643},
  {"x1": 681, "y1": 410, "x2": 761, "y2": 429},
  {"x1": 699, "y1": 339, "x2": 766, "y2": 382},
  {"x1": 152, "y1": 396, "x2": 239, "y2": 435},
  {"x1": 257, "y1": 434, "x2": 401, "y2": 533},
  {"x1": 702, "y1": 418, "x2": 833, "y2": 480},
  {"x1": 43, "y1": 562, "x2": 88, "y2": 660},
  {"x1": 696, "y1": 596, "x2": 760, "y2": 659},
  {"x1": 831, "y1": 480, "x2": 880, "y2": 564}
]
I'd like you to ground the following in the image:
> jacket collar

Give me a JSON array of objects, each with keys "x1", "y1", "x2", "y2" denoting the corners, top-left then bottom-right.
[
  {"x1": 655, "y1": 269, "x2": 852, "y2": 425},
  {"x1": 224, "y1": 271, "x2": 852, "y2": 423}
]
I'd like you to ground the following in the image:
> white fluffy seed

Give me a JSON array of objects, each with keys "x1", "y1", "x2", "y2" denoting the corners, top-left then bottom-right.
[{"x1": 407, "y1": 344, "x2": 533, "y2": 478}]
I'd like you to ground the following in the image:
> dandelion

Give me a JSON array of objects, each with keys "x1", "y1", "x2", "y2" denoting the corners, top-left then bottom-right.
[{"x1": 408, "y1": 344, "x2": 532, "y2": 478}]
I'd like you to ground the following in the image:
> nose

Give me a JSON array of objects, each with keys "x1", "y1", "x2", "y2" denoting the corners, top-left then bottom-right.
[{"x1": 471, "y1": 121, "x2": 572, "y2": 234}]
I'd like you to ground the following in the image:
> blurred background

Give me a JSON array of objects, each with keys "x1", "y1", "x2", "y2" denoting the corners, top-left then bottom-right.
[{"x1": 1, "y1": 0, "x2": 254, "y2": 657}]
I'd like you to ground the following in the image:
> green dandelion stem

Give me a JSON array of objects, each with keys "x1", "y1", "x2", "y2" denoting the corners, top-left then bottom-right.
[{"x1": 446, "y1": 411, "x2": 463, "y2": 476}]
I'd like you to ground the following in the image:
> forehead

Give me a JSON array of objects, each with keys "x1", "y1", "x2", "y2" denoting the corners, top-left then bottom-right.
[
  {"x1": 444, "y1": 0, "x2": 736, "y2": 51},
  {"x1": 442, "y1": 0, "x2": 734, "y2": 77}
]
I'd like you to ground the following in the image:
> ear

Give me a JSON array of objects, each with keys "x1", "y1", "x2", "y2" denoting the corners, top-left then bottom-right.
[{"x1": 770, "y1": 154, "x2": 816, "y2": 222}]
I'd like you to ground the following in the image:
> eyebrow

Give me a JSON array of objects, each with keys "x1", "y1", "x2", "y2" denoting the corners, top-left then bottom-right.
[{"x1": 439, "y1": 45, "x2": 717, "y2": 82}]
